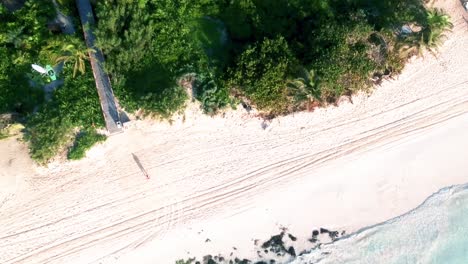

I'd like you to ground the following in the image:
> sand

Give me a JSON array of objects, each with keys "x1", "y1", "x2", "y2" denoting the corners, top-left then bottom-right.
[
  {"x1": 0, "y1": 1, "x2": 467, "y2": 263},
  {"x1": 0, "y1": 137, "x2": 33, "y2": 210}
]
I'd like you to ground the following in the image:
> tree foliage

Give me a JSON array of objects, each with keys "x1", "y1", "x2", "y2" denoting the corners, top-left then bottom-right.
[
  {"x1": 68, "y1": 128, "x2": 106, "y2": 160},
  {"x1": 229, "y1": 37, "x2": 296, "y2": 112},
  {"x1": 94, "y1": 0, "x2": 448, "y2": 115},
  {"x1": 54, "y1": 42, "x2": 94, "y2": 77},
  {"x1": 24, "y1": 68, "x2": 104, "y2": 163},
  {"x1": 0, "y1": 0, "x2": 54, "y2": 113}
]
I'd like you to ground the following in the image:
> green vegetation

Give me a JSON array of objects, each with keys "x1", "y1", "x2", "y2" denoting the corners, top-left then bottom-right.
[
  {"x1": 24, "y1": 69, "x2": 104, "y2": 163},
  {"x1": 68, "y1": 129, "x2": 106, "y2": 160},
  {"x1": 0, "y1": 1, "x2": 53, "y2": 114},
  {"x1": 0, "y1": 0, "x2": 455, "y2": 163},
  {"x1": 94, "y1": 0, "x2": 453, "y2": 115},
  {"x1": 0, "y1": 119, "x2": 10, "y2": 140},
  {"x1": 53, "y1": 40, "x2": 95, "y2": 77},
  {"x1": 1, "y1": 0, "x2": 103, "y2": 163}
]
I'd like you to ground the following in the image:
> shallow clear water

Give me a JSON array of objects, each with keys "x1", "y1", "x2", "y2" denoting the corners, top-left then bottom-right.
[{"x1": 292, "y1": 184, "x2": 468, "y2": 264}]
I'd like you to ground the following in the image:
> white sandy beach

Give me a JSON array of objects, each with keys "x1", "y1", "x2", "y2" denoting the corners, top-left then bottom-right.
[{"x1": 1, "y1": 1, "x2": 468, "y2": 263}]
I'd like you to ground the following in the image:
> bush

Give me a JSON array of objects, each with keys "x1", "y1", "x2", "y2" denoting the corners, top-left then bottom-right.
[
  {"x1": 194, "y1": 73, "x2": 231, "y2": 114},
  {"x1": 308, "y1": 18, "x2": 376, "y2": 100},
  {"x1": 68, "y1": 129, "x2": 106, "y2": 160},
  {"x1": 0, "y1": 1, "x2": 54, "y2": 114},
  {"x1": 24, "y1": 106, "x2": 73, "y2": 164},
  {"x1": 23, "y1": 68, "x2": 104, "y2": 164},
  {"x1": 229, "y1": 37, "x2": 296, "y2": 112}
]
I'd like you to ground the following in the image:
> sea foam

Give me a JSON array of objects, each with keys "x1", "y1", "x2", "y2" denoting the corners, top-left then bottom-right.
[{"x1": 291, "y1": 184, "x2": 468, "y2": 264}]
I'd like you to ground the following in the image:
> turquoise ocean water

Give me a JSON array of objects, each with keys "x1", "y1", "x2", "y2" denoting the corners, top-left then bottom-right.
[{"x1": 291, "y1": 184, "x2": 468, "y2": 264}]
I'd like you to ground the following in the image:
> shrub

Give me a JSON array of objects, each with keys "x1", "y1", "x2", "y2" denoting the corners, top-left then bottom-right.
[
  {"x1": 194, "y1": 73, "x2": 231, "y2": 114},
  {"x1": 229, "y1": 37, "x2": 296, "y2": 112},
  {"x1": 0, "y1": 0, "x2": 54, "y2": 114},
  {"x1": 24, "y1": 106, "x2": 73, "y2": 164},
  {"x1": 24, "y1": 68, "x2": 104, "y2": 164},
  {"x1": 68, "y1": 129, "x2": 106, "y2": 160}
]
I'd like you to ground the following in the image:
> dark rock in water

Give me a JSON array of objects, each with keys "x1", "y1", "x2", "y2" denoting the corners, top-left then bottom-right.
[
  {"x1": 262, "y1": 232, "x2": 286, "y2": 253},
  {"x1": 218, "y1": 257, "x2": 225, "y2": 262},
  {"x1": 234, "y1": 258, "x2": 251, "y2": 264},
  {"x1": 329, "y1": 231, "x2": 339, "y2": 240},
  {"x1": 308, "y1": 238, "x2": 318, "y2": 243},
  {"x1": 312, "y1": 230, "x2": 319, "y2": 236},
  {"x1": 203, "y1": 255, "x2": 214, "y2": 264},
  {"x1": 269, "y1": 260, "x2": 276, "y2": 264},
  {"x1": 233, "y1": 247, "x2": 237, "y2": 250},
  {"x1": 255, "y1": 262, "x2": 268, "y2": 264},
  {"x1": 288, "y1": 234, "x2": 297, "y2": 241},
  {"x1": 196, "y1": 262, "x2": 201, "y2": 264},
  {"x1": 341, "y1": 230, "x2": 346, "y2": 236},
  {"x1": 229, "y1": 260, "x2": 234, "y2": 264},
  {"x1": 205, "y1": 238, "x2": 211, "y2": 242},
  {"x1": 264, "y1": 249, "x2": 269, "y2": 254},
  {"x1": 320, "y1": 228, "x2": 330, "y2": 234},
  {"x1": 288, "y1": 246, "x2": 296, "y2": 257}
]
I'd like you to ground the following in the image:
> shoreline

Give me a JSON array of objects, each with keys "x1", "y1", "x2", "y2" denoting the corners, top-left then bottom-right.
[
  {"x1": 120, "y1": 112, "x2": 468, "y2": 264},
  {"x1": 0, "y1": 0, "x2": 467, "y2": 263},
  {"x1": 292, "y1": 183, "x2": 468, "y2": 263}
]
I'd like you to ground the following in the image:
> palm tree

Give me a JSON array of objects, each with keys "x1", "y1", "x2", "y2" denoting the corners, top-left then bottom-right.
[
  {"x1": 398, "y1": 8, "x2": 452, "y2": 59},
  {"x1": 55, "y1": 43, "x2": 95, "y2": 77},
  {"x1": 287, "y1": 67, "x2": 321, "y2": 104},
  {"x1": 423, "y1": 8, "x2": 453, "y2": 49}
]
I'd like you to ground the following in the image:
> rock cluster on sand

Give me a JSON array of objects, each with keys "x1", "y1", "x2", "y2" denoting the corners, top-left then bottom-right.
[{"x1": 181, "y1": 227, "x2": 346, "y2": 264}]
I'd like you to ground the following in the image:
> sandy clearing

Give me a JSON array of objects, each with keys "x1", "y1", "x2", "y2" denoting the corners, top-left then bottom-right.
[
  {"x1": 0, "y1": 137, "x2": 33, "y2": 210},
  {"x1": 0, "y1": 1, "x2": 467, "y2": 263}
]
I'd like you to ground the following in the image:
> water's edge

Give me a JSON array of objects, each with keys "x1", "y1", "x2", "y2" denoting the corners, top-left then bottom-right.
[{"x1": 291, "y1": 183, "x2": 468, "y2": 264}]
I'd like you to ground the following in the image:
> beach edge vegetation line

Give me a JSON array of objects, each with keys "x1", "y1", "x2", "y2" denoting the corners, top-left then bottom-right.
[
  {"x1": 67, "y1": 129, "x2": 106, "y2": 160},
  {"x1": 0, "y1": 0, "x2": 454, "y2": 163}
]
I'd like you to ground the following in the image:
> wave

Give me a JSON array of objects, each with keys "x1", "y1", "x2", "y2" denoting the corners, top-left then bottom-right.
[{"x1": 291, "y1": 183, "x2": 468, "y2": 264}]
